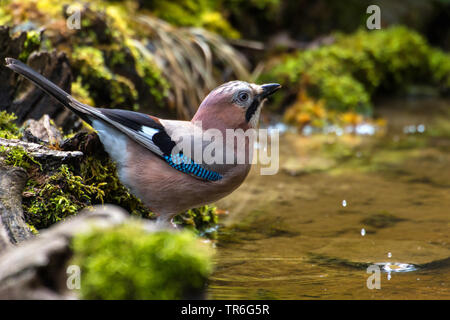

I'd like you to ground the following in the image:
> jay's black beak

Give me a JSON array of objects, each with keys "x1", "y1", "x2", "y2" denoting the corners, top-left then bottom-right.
[{"x1": 260, "y1": 83, "x2": 281, "y2": 99}]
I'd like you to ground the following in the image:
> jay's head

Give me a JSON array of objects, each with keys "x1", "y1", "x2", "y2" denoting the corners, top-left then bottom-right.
[{"x1": 193, "y1": 81, "x2": 281, "y2": 129}]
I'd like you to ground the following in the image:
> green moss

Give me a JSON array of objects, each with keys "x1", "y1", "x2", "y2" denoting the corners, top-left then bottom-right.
[
  {"x1": 112, "y1": 74, "x2": 138, "y2": 105},
  {"x1": 0, "y1": 3, "x2": 12, "y2": 25},
  {"x1": 143, "y1": 0, "x2": 239, "y2": 38},
  {"x1": 19, "y1": 153, "x2": 156, "y2": 229},
  {"x1": 79, "y1": 156, "x2": 154, "y2": 219},
  {"x1": 72, "y1": 46, "x2": 111, "y2": 80},
  {"x1": 71, "y1": 46, "x2": 137, "y2": 108},
  {"x1": 199, "y1": 11, "x2": 240, "y2": 39},
  {"x1": 26, "y1": 223, "x2": 39, "y2": 235},
  {"x1": 429, "y1": 49, "x2": 450, "y2": 92},
  {"x1": 125, "y1": 39, "x2": 170, "y2": 105},
  {"x1": 71, "y1": 223, "x2": 214, "y2": 299},
  {"x1": 263, "y1": 26, "x2": 450, "y2": 117},
  {"x1": 0, "y1": 111, "x2": 21, "y2": 139},
  {"x1": 108, "y1": 48, "x2": 126, "y2": 68},
  {"x1": 23, "y1": 165, "x2": 105, "y2": 228},
  {"x1": 70, "y1": 76, "x2": 95, "y2": 106},
  {"x1": 0, "y1": 145, "x2": 41, "y2": 170},
  {"x1": 18, "y1": 30, "x2": 41, "y2": 62},
  {"x1": 173, "y1": 205, "x2": 219, "y2": 238}
]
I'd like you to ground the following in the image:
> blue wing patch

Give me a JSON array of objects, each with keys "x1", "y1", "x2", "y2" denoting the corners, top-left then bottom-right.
[{"x1": 163, "y1": 153, "x2": 222, "y2": 181}]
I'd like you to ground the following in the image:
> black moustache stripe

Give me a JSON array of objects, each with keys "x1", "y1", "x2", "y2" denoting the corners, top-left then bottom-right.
[{"x1": 245, "y1": 98, "x2": 260, "y2": 123}]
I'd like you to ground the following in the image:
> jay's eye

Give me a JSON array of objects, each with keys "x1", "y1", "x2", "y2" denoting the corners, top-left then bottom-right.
[{"x1": 238, "y1": 92, "x2": 249, "y2": 102}]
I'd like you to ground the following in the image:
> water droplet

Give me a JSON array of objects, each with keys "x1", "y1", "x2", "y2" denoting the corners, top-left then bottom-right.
[
  {"x1": 361, "y1": 228, "x2": 366, "y2": 236},
  {"x1": 302, "y1": 125, "x2": 313, "y2": 136},
  {"x1": 417, "y1": 124, "x2": 425, "y2": 133},
  {"x1": 355, "y1": 123, "x2": 376, "y2": 135},
  {"x1": 388, "y1": 252, "x2": 392, "y2": 258},
  {"x1": 342, "y1": 200, "x2": 347, "y2": 207},
  {"x1": 267, "y1": 122, "x2": 289, "y2": 134},
  {"x1": 403, "y1": 125, "x2": 418, "y2": 134}
]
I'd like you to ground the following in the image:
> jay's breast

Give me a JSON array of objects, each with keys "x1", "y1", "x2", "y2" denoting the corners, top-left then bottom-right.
[{"x1": 121, "y1": 140, "x2": 251, "y2": 216}]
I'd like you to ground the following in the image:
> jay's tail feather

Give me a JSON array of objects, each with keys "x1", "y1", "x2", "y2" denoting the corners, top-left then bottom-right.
[{"x1": 5, "y1": 57, "x2": 93, "y2": 124}]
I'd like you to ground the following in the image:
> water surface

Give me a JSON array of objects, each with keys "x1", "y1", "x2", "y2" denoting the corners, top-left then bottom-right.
[{"x1": 208, "y1": 98, "x2": 450, "y2": 299}]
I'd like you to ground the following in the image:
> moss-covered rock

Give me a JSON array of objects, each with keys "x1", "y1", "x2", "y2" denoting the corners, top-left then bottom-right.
[
  {"x1": 0, "y1": 0, "x2": 171, "y2": 115},
  {"x1": 0, "y1": 145, "x2": 41, "y2": 170},
  {"x1": 262, "y1": 26, "x2": 450, "y2": 126},
  {"x1": 71, "y1": 46, "x2": 138, "y2": 109},
  {"x1": 71, "y1": 223, "x2": 213, "y2": 299},
  {"x1": 140, "y1": 0, "x2": 240, "y2": 39},
  {"x1": 0, "y1": 111, "x2": 21, "y2": 139},
  {"x1": 173, "y1": 205, "x2": 219, "y2": 239}
]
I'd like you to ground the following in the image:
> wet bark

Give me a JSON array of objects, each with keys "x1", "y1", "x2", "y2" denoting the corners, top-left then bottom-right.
[
  {"x1": 0, "y1": 166, "x2": 32, "y2": 245},
  {"x1": 0, "y1": 137, "x2": 84, "y2": 162},
  {"x1": 0, "y1": 26, "x2": 76, "y2": 130},
  {"x1": 7, "y1": 51, "x2": 76, "y2": 131}
]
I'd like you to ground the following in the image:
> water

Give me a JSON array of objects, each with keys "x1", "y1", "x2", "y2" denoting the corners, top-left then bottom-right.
[{"x1": 208, "y1": 98, "x2": 450, "y2": 299}]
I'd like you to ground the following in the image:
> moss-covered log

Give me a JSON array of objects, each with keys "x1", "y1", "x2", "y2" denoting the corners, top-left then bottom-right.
[
  {"x1": 0, "y1": 205, "x2": 129, "y2": 299},
  {"x1": 0, "y1": 205, "x2": 213, "y2": 299},
  {"x1": 0, "y1": 138, "x2": 83, "y2": 162}
]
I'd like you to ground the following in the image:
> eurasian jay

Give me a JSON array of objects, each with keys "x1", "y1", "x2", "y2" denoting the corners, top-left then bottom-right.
[{"x1": 5, "y1": 57, "x2": 280, "y2": 226}]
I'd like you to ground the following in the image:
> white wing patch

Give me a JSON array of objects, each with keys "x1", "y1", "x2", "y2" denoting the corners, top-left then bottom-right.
[{"x1": 141, "y1": 126, "x2": 160, "y2": 137}]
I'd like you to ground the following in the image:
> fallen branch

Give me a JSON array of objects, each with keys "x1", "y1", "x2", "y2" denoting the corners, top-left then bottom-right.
[{"x1": 0, "y1": 137, "x2": 83, "y2": 161}]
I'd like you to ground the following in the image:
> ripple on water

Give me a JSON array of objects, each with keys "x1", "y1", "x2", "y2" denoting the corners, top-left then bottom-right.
[{"x1": 374, "y1": 262, "x2": 418, "y2": 273}]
